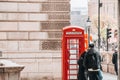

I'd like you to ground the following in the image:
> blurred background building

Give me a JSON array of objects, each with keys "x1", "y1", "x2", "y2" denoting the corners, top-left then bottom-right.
[
  {"x1": 71, "y1": 7, "x2": 88, "y2": 27},
  {"x1": 88, "y1": 0, "x2": 118, "y2": 50},
  {"x1": 70, "y1": 0, "x2": 88, "y2": 29}
]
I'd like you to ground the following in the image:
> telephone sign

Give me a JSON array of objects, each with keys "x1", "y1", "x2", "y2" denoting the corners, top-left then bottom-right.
[{"x1": 66, "y1": 32, "x2": 82, "y2": 35}]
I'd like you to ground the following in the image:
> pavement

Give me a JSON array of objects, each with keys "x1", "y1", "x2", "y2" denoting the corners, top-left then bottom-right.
[{"x1": 103, "y1": 72, "x2": 117, "y2": 80}]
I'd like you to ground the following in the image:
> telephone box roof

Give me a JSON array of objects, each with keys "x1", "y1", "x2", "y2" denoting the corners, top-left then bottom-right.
[{"x1": 63, "y1": 26, "x2": 84, "y2": 30}]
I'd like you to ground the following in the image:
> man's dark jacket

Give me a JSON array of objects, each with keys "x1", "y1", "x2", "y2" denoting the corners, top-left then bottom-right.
[{"x1": 83, "y1": 48, "x2": 101, "y2": 70}]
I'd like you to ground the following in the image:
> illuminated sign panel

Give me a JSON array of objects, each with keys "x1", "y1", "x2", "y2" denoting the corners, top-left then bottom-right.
[{"x1": 66, "y1": 32, "x2": 82, "y2": 35}]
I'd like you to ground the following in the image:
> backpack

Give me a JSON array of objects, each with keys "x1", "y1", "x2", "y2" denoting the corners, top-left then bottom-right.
[{"x1": 87, "y1": 50, "x2": 100, "y2": 69}]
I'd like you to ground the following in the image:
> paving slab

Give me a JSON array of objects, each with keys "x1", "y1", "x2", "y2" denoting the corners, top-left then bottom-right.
[{"x1": 103, "y1": 72, "x2": 117, "y2": 80}]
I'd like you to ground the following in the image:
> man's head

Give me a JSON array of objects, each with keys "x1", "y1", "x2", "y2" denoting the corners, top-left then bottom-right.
[{"x1": 89, "y1": 42, "x2": 94, "y2": 48}]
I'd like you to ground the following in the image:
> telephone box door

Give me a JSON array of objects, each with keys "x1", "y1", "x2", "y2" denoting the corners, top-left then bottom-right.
[{"x1": 66, "y1": 38, "x2": 81, "y2": 80}]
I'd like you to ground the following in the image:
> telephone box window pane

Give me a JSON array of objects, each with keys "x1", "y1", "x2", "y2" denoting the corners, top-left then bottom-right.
[
  {"x1": 69, "y1": 50, "x2": 77, "y2": 54},
  {"x1": 70, "y1": 55, "x2": 77, "y2": 59},
  {"x1": 69, "y1": 60, "x2": 77, "y2": 64},
  {"x1": 67, "y1": 39, "x2": 79, "y2": 50},
  {"x1": 70, "y1": 44, "x2": 79, "y2": 49},
  {"x1": 69, "y1": 39, "x2": 79, "y2": 49},
  {"x1": 70, "y1": 70, "x2": 77, "y2": 74},
  {"x1": 69, "y1": 65, "x2": 78, "y2": 69},
  {"x1": 69, "y1": 76, "x2": 77, "y2": 79},
  {"x1": 70, "y1": 39, "x2": 78, "y2": 43}
]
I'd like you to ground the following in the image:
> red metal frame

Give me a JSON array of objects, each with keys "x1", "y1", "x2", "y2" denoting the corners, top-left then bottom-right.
[{"x1": 62, "y1": 26, "x2": 85, "y2": 80}]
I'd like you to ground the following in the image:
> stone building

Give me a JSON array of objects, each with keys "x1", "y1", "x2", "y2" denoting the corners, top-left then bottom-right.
[{"x1": 0, "y1": 0, "x2": 70, "y2": 80}]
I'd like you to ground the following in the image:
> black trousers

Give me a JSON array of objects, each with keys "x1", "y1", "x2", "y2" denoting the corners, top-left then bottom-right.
[
  {"x1": 77, "y1": 72, "x2": 87, "y2": 80},
  {"x1": 114, "y1": 63, "x2": 118, "y2": 75},
  {"x1": 88, "y1": 71, "x2": 100, "y2": 80}
]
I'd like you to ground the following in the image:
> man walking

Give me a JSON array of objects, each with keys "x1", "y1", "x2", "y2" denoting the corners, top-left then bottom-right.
[
  {"x1": 83, "y1": 43, "x2": 102, "y2": 80},
  {"x1": 112, "y1": 49, "x2": 118, "y2": 75},
  {"x1": 77, "y1": 51, "x2": 87, "y2": 80}
]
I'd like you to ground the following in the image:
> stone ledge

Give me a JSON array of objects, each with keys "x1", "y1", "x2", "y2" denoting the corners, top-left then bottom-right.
[
  {"x1": 0, "y1": 60, "x2": 24, "y2": 72},
  {"x1": 0, "y1": 67, "x2": 24, "y2": 72}
]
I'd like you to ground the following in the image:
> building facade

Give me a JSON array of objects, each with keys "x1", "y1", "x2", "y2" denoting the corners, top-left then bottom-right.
[{"x1": 0, "y1": 0, "x2": 70, "y2": 80}]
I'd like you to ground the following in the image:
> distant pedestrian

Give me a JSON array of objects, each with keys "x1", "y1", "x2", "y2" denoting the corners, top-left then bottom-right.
[
  {"x1": 77, "y1": 51, "x2": 87, "y2": 80},
  {"x1": 112, "y1": 49, "x2": 118, "y2": 75},
  {"x1": 83, "y1": 43, "x2": 102, "y2": 80}
]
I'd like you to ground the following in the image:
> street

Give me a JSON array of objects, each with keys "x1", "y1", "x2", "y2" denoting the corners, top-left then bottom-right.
[{"x1": 103, "y1": 72, "x2": 117, "y2": 80}]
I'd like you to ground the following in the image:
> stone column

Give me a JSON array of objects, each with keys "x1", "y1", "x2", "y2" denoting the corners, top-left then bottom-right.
[{"x1": 0, "y1": 60, "x2": 24, "y2": 80}]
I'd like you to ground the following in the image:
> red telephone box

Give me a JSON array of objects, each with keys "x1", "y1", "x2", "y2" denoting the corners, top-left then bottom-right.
[{"x1": 62, "y1": 26, "x2": 85, "y2": 80}]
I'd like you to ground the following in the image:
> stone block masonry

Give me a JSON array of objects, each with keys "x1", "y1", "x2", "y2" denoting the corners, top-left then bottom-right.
[{"x1": 0, "y1": 0, "x2": 70, "y2": 80}]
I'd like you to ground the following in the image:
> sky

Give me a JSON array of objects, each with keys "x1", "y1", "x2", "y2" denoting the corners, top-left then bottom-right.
[{"x1": 71, "y1": 0, "x2": 88, "y2": 8}]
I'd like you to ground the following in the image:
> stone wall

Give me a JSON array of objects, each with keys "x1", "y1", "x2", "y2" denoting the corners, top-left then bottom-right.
[
  {"x1": 0, "y1": 0, "x2": 70, "y2": 80},
  {"x1": 101, "y1": 51, "x2": 116, "y2": 74}
]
